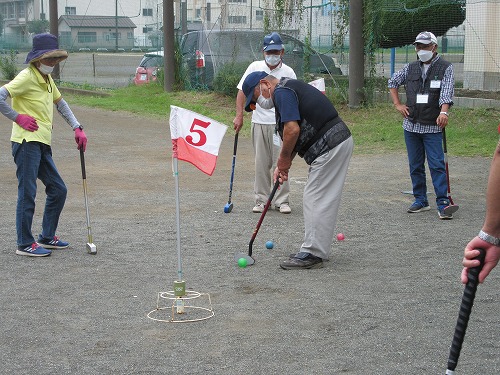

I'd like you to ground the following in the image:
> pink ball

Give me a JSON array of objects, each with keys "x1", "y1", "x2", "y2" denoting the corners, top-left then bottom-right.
[{"x1": 336, "y1": 233, "x2": 345, "y2": 241}]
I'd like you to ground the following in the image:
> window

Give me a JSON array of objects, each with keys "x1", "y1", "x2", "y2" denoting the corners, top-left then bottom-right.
[
  {"x1": 8, "y1": 3, "x2": 15, "y2": 18},
  {"x1": 77, "y1": 32, "x2": 97, "y2": 43},
  {"x1": 65, "y1": 7, "x2": 76, "y2": 15},
  {"x1": 195, "y1": 8, "x2": 201, "y2": 18},
  {"x1": 255, "y1": 10, "x2": 263, "y2": 21},
  {"x1": 18, "y1": 2, "x2": 25, "y2": 18},
  {"x1": 143, "y1": 27, "x2": 153, "y2": 33},
  {"x1": 228, "y1": 16, "x2": 246, "y2": 24},
  {"x1": 143, "y1": 8, "x2": 153, "y2": 17}
]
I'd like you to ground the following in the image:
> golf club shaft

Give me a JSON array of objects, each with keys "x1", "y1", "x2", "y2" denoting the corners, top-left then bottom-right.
[
  {"x1": 446, "y1": 248, "x2": 485, "y2": 373},
  {"x1": 227, "y1": 133, "x2": 239, "y2": 204},
  {"x1": 80, "y1": 149, "x2": 93, "y2": 243},
  {"x1": 248, "y1": 179, "x2": 280, "y2": 257},
  {"x1": 442, "y1": 128, "x2": 454, "y2": 204}
]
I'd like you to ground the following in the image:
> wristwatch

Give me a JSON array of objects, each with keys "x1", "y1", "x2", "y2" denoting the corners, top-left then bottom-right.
[
  {"x1": 478, "y1": 230, "x2": 500, "y2": 246},
  {"x1": 439, "y1": 111, "x2": 449, "y2": 116}
]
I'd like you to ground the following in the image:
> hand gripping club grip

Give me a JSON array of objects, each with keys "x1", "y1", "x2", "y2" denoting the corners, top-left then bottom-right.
[{"x1": 446, "y1": 248, "x2": 486, "y2": 374}]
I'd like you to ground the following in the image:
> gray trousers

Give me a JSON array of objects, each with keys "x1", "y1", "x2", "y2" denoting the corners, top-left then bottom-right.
[
  {"x1": 300, "y1": 136, "x2": 353, "y2": 260},
  {"x1": 251, "y1": 122, "x2": 290, "y2": 206}
]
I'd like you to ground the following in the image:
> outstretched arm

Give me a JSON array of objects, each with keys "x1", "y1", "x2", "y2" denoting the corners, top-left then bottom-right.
[{"x1": 462, "y1": 139, "x2": 500, "y2": 283}]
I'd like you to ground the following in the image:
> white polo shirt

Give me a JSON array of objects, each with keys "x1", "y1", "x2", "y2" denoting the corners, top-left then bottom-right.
[{"x1": 237, "y1": 60, "x2": 296, "y2": 125}]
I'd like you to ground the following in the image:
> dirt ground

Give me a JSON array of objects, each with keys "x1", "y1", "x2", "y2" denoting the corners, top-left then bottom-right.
[{"x1": 0, "y1": 106, "x2": 499, "y2": 374}]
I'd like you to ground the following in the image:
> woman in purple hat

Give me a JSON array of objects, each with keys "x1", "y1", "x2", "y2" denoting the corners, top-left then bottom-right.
[{"x1": 0, "y1": 33, "x2": 88, "y2": 257}]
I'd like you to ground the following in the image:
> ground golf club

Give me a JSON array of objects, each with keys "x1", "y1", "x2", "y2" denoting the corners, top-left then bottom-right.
[
  {"x1": 80, "y1": 148, "x2": 97, "y2": 255},
  {"x1": 235, "y1": 179, "x2": 280, "y2": 266}
]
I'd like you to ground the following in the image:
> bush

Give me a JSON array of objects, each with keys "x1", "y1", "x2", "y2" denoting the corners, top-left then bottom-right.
[
  {"x1": 0, "y1": 50, "x2": 18, "y2": 80},
  {"x1": 212, "y1": 61, "x2": 250, "y2": 97}
]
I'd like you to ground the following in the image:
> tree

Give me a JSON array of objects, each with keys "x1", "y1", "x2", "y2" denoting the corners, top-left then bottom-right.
[
  {"x1": 376, "y1": 0, "x2": 466, "y2": 48},
  {"x1": 27, "y1": 20, "x2": 50, "y2": 34}
]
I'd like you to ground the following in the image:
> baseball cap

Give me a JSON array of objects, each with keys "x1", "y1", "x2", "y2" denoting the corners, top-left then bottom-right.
[
  {"x1": 413, "y1": 31, "x2": 438, "y2": 45},
  {"x1": 263, "y1": 32, "x2": 284, "y2": 52},
  {"x1": 242, "y1": 71, "x2": 268, "y2": 112}
]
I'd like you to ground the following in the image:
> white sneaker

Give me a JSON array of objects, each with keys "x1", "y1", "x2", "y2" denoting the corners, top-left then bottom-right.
[
  {"x1": 279, "y1": 203, "x2": 291, "y2": 214},
  {"x1": 253, "y1": 203, "x2": 265, "y2": 213}
]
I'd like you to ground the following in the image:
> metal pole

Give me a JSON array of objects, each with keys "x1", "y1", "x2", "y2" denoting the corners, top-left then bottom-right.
[
  {"x1": 390, "y1": 47, "x2": 395, "y2": 77},
  {"x1": 115, "y1": 0, "x2": 119, "y2": 51},
  {"x1": 172, "y1": 157, "x2": 183, "y2": 282}
]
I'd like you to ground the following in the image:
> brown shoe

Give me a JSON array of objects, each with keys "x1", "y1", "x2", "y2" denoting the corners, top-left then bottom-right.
[{"x1": 280, "y1": 252, "x2": 323, "y2": 270}]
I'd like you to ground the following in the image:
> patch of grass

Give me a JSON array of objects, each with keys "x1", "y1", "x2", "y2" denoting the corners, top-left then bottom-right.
[{"x1": 63, "y1": 84, "x2": 500, "y2": 157}]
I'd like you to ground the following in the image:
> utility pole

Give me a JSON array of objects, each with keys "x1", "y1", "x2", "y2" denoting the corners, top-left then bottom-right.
[
  {"x1": 348, "y1": 0, "x2": 364, "y2": 108},
  {"x1": 115, "y1": 0, "x2": 119, "y2": 51},
  {"x1": 163, "y1": 0, "x2": 175, "y2": 91},
  {"x1": 49, "y1": 0, "x2": 60, "y2": 79}
]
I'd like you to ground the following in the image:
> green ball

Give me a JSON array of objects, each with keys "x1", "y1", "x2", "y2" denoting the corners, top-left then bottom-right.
[{"x1": 237, "y1": 257, "x2": 248, "y2": 268}]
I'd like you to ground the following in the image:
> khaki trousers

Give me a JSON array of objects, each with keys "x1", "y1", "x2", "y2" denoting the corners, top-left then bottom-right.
[{"x1": 251, "y1": 122, "x2": 290, "y2": 207}]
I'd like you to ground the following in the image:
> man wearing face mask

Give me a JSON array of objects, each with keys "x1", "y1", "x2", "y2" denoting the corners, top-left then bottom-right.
[
  {"x1": 242, "y1": 72, "x2": 353, "y2": 269},
  {"x1": 0, "y1": 33, "x2": 88, "y2": 257},
  {"x1": 233, "y1": 32, "x2": 296, "y2": 214},
  {"x1": 388, "y1": 31, "x2": 456, "y2": 220}
]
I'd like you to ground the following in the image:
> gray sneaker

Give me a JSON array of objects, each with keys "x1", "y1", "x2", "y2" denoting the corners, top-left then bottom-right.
[
  {"x1": 407, "y1": 202, "x2": 431, "y2": 213},
  {"x1": 438, "y1": 206, "x2": 453, "y2": 220},
  {"x1": 280, "y1": 252, "x2": 323, "y2": 270}
]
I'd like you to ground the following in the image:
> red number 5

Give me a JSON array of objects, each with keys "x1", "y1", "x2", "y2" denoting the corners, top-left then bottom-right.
[{"x1": 186, "y1": 118, "x2": 211, "y2": 147}]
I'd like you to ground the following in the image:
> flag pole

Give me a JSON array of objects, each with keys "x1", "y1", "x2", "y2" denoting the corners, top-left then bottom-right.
[
  {"x1": 172, "y1": 156, "x2": 183, "y2": 282},
  {"x1": 171, "y1": 140, "x2": 186, "y2": 307}
]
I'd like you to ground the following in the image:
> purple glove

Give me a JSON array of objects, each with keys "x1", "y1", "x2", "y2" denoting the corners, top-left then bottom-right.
[
  {"x1": 15, "y1": 114, "x2": 38, "y2": 132},
  {"x1": 74, "y1": 127, "x2": 88, "y2": 151}
]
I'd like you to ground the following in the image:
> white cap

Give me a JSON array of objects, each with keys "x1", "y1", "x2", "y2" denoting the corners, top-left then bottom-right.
[{"x1": 413, "y1": 31, "x2": 438, "y2": 45}]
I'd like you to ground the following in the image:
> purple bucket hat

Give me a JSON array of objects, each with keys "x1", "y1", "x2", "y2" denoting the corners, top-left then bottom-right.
[{"x1": 25, "y1": 33, "x2": 68, "y2": 64}]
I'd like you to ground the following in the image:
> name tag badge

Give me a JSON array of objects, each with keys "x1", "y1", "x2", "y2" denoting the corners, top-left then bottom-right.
[
  {"x1": 416, "y1": 94, "x2": 429, "y2": 104},
  {"x1": 273, "y1": 133, "x2": 281, "y2": 147},
  {"x1": 430, "y1": 80, "x2": 441, "y2": 89}
]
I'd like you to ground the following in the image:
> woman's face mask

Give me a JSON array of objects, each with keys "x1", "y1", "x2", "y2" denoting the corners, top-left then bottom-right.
[
  {"x1": 38, "y1": 63, "x2": 54, "y2": 75},
  {"x1": 264, "y1": 54, "x2": 281, "y2": 67},
  {"x1": 257, "y1": 84, "x2": 274, "y2": 109}
]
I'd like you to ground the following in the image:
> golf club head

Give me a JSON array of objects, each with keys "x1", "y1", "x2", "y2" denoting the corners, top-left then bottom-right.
[
  {"x1": 443, "y1": 204, "x2": 459, "y2": 215},
  {"x1": 234, "y1": 252, "x2": 255, "y2": 266},
  {"x1": 224, "y1": 202, "x2": 233, "y2": 213},
  {"x1": 87, "y1": 242, "x2": 97, "y2": 255}
]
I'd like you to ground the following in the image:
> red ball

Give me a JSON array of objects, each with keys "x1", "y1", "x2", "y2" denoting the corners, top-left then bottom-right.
[{"x1": 336, "y1": 233, "x2": 345, "y2": 241}]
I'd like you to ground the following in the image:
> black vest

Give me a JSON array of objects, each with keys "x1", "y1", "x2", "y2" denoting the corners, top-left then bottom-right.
[
  {"x1": 274, "y1": 78, "x2": 349, "y2": 161},
  {"x1": 405, "y1": 57, "x2": 451, "y2": 125}
]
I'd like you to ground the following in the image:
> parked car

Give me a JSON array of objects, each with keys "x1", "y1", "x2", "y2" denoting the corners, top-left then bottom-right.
[
  {"x1": 180, "y1": 30, "x2": 343, "y2": 88},
  {"x1": 133, "y1": 51, "x2": 164, "y2": 85}
]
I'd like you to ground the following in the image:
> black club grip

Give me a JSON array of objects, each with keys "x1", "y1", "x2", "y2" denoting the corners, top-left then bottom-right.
[{"x1": 447, "y1": 248, "x2": 486, "y2": 372}]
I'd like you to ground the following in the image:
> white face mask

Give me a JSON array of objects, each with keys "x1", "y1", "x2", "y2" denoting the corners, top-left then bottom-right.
[
  {"x1": 416, "y1": 49, "x2": 434, "y2": 63},
  {"x1": 38, "y1": 63, "x2": 54, "y2": 75},
  {"x1": 264, "y1": 54, "x2": 281, "y2": 67},
  {"x1": 257, "y1": 84, "x2": 274, "y2": 109}
]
